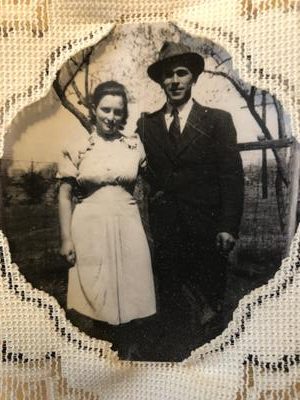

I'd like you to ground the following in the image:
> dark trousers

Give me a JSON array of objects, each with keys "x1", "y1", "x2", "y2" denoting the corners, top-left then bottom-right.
[{"x1": 149, "y1": 201, "x2": 228, "y2": 318}]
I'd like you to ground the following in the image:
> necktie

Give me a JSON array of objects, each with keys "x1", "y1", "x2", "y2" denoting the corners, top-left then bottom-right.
[{"x1": 169, "y1": 107, "x2": 180, "y2": 146}]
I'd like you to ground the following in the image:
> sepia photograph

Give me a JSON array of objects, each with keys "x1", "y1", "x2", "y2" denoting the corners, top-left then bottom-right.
[{"x1": 1, "y1": 22, "x2": 296, "y2": 362}]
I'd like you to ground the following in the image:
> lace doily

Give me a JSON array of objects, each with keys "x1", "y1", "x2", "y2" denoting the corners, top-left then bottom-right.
[{"x1": 0, "y1": 1, "x2": 299, "y2": 399}]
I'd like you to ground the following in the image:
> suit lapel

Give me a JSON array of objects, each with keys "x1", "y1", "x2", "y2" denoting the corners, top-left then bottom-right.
[
  {"x1": 176, "y1": 102, "x2": 211, "y2": 157},
  {"x1": 146, "y1": 102, "x2": 212, "y2": 163},
  {"x1": 148, "y1": 108, "x2": 178, "y2": 164}
]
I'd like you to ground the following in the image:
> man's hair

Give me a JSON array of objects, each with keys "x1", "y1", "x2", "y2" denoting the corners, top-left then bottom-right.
[{"x1": 92, "y1": 81, "x2": 128, "y2": 128}]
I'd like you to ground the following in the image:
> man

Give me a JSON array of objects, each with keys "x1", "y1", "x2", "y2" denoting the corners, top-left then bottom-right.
[{"x1": 136, "y1": 41, "x2": 244, "y2": 348}]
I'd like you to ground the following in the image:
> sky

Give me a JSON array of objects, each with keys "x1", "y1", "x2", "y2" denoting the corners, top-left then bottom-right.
[{"x1": 3, "y1": 23, "x2": 291, "y2": 173}]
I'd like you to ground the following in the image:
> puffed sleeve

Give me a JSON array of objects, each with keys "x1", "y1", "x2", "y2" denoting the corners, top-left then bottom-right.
[
  {"x1": 56, "y1": 132, "x2": 89, "y2": 180},
  {"x1": 56, "y1": 148, "x2": 78, "y2": 179}
]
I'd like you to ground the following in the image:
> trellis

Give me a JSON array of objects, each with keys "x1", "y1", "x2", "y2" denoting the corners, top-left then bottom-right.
[{"x1": 238, "y1": 136, "x2": 299, "y2": 256}]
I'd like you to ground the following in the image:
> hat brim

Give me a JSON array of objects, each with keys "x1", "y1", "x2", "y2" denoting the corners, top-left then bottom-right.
[{"x1": 147, "y1": 53, "x2": 204, "y2": 83}]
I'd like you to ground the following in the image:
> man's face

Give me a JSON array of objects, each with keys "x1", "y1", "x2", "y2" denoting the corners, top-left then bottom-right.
[{"x1": 161, "y1": 63, "x2": 195, "y2": 106}]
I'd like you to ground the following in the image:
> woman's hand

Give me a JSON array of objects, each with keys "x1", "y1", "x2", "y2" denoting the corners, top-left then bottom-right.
[{"x1": 60, "y1": 239, "x2": 76, "y2": 265}]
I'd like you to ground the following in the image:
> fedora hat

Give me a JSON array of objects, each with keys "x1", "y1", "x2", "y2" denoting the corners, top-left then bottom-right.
[{"x1": 147, "y1": 41, "x2": 204, "y2": 83}]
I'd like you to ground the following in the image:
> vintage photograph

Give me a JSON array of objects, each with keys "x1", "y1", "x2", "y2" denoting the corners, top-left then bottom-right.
[{"x1": 1, "y1": 23, "x2": 296, "y2": 362}]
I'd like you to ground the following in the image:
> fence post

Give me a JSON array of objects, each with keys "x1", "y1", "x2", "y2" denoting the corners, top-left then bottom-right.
[{"x1": 285, "y1": 139, "x2": 300, "y2": 256}]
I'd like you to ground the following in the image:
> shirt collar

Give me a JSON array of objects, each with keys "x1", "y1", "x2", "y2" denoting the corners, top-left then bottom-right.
[{"x1": 165, "y1": 97, "x2": 194, "y2": 116}]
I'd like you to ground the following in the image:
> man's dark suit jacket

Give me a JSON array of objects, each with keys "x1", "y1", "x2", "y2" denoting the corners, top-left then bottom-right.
[{"x1": 137, "y1": 100, "x2": 244, "y2": 239}]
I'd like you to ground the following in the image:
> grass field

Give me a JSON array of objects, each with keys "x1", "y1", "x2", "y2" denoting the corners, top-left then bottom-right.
[
  {"x1": 2, "y1": 203, "x2": 68, "y2": 309},
  {"x1": 2, "y1": 178, "x2": 286, "y2": 311},
  {"x1": 1, "y1": 163, "x2": 288, "y2": 359}
]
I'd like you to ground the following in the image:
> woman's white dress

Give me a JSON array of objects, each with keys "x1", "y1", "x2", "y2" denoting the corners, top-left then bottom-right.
[{"x1": 58, "y1": 131, "x2": 156, "y2": 325}]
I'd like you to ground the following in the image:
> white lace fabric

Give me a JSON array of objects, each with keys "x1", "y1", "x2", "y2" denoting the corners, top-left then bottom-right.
[{"x1": 0, "y1": 1, "x2": 299, "y2": 399}]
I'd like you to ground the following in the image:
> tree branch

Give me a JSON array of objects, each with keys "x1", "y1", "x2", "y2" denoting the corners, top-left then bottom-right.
[
  {"x1": 215, "y1": 57, "x2": 232, "y2": 68},
  {"x1": 204, "y1": 70, "x2": 250, "y2": 100},
  {"x1": 66, "y1": 63, "x2": 89, "y2": 108},
  {"x1": 62, "y1": 47, "x2": 93, "y2": 93},
  {"x1": 249, "y1": 86, "x2": 256, "y2": 109},
  {"x1": 52, "y1": 46, "x2": 95, "y2": 133},
  {"x1": 245, "y1": 95, "x2": 288, "y2": 185},
  {"x1": 84, "y1": 48, "x2": 95, "y2": 122},
  {"x1": 204, "y1": 69, "x2": 289, "y2": 185},
  {"x1": 71, "y1": 80, "x2": 88, "y2": 106},
  {"x1": 53, "y1": 69, "x2": 93, "y2": 133},
  {"x1": 70, "y1": 57, "x2": 79, "y2": 67},
  {"x1": 273, "y1": 95, "x2": 286, "y2": 139}
]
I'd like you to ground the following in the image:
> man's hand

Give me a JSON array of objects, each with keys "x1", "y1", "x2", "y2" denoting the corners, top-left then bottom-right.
[
  {"x1": 216, "y1": 232, "x2": 236, "y2": 256},
  {"x1": 60, "y1": 239, "x2": 76, "y2": 265}
]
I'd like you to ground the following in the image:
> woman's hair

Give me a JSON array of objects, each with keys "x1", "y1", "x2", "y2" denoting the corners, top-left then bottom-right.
[{"x1": 92, "y1": 80, "x2": 128, "y2": 128}]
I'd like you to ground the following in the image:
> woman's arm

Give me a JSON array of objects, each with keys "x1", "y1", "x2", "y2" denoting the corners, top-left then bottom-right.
[{"x1": 58, "y1": 181, "x2": 76, "y2": 264}]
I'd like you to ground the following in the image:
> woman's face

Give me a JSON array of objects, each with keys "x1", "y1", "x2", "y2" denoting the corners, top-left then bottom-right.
[{"x1": 96, "y1": 95, "x2": 125, "y2": 136}]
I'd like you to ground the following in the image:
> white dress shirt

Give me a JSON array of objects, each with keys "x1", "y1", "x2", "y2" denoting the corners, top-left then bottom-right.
[{"x1": 164, "y1": 98, "x2": 194, "y2": 134}]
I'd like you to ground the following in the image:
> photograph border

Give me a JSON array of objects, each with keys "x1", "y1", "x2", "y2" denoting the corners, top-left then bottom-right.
[{"x1": 0, "y1": 2, "x2": 299, "y2": 397}]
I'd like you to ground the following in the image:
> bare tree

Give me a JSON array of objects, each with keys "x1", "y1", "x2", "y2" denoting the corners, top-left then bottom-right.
[
  {"x1": 52, "y1": 31, "x2": 290, "y2": 227},
  {"x1": 195, "y1": 41, "x2": 291, "y2": 231},
  {"x1": 53, "y1": 46, "x2": 95, "y2": 133},
  {"x1": 203, "y1": 53, "x2": 289, "y2": 187}
]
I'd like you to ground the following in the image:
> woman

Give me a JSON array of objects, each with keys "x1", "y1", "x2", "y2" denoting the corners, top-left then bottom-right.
[{"x1": 58, "y1": 80, "x2": 156, "y2": 326}]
